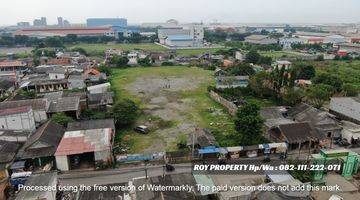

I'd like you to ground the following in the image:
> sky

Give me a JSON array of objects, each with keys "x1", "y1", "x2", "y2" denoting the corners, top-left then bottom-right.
[{"x1": 2, "y1": 0, "x2": 360, "y2": 25}]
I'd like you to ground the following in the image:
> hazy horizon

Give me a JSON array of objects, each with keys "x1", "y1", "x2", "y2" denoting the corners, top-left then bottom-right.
[{"x1": 2, "y1": 0, "x2": 360, "y2": 26}]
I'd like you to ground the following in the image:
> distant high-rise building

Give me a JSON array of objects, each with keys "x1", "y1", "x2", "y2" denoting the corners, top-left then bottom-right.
[
  {"x1": 17, "y1": 22, "x2": 30, "y2": 27},
  {"x1": 86, "y1": 18, "x2": 127, "y2": 28},
  {"x1": 41, "y1": 17, "x2": 47, "y2": 26},
  {"x1": 63, "y1": 20, "x2": 71, "y2": 27},
  {"x1": 57, "y1": 17, "x2": 64, "y2": 27},
  {"x1": 33, "y1": 17, "x2": 47, "y2": 26}
]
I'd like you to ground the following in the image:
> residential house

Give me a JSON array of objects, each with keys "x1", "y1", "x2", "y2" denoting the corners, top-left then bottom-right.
[
  {"x1": 215, "y1": 76, "x2": 249, "y2": 89},
  {"x1": 260, "y1": 106, "x2": 295, "y2": 132},
  {"x1": 105, "y1": 48, "x2": 123, "y2": 59},
  {"x1": 307, "y1": 37, "x2": 324, "y2": 44},
  {"x1": 63, "y1": 92, "x2": 87, "y2": 110},
  {"x1": 0, "y1": 99, "x2": 49, "y2": 124},
  {"x1": 27, "y1": 79, "x2": 69, "y2": 93},
  {"x1": 0, "y1": 106, "x2": 36, "y2": 132},
  {"x1": 222, "y1": 59, "x2": 234, "y2": 68},
  {"x1": 0, "y1": 130, "x2": 30, "y2": 143},
  {"x1": 40, "y1": 57, "x2": 71, "y2": 66},
  {"x1": 274, "y1": 60, "x2": 292, "y2": 70},
  {"x1": 268, "y1": 122, "x2": 324, "y2": 150},
  {"x1": 68, "y1": 75, "x2": 85, "y2": 89},
  {"x1": 127, "y1": 52, "x2": 138, "y2": 65},
  {"x1": 84, "y1": 68, "x2": 107, "y2": 83},
  {"x1": 287, "y1": 103, "x2": 342, "y2": 142},
  {"x1": 0, "y1": 60, "x2": 27, "y2": 73},
  {"x1": 87, "y1": 92, "x2": 114, "y2": 110},
  {"x1": 87, "y1": 82, "x2": 111, "y2": 94},
  {"x1": 245, "y1": 35, "x2": 278, "y2": 45},
  {"x1": 16, "y1": 121, "x2": 65, "y2": 170},
  {"x1": 279, "y1": 37, "x2": 305, "y2": 49},
  {"x1": 47, "y1": 96, "x2": 81, "y2": 119},
  {"x1": 340, "y1": 121, "x2": 360, "y2": 145},
  {"x1": 67, "y1": 119, "x2": 115, "y2": 132},
  {"x1": 47, "y1": 68, "x2": 66, "y2": 80},
  {"x1": 330, "y1": 97, "x2": 360, "y2": 124},
  {"x1": 0, "y1": 80, "x2": 15, "y2": 97},
  {"x1": 55, "y1": 127, "x2": 114, "y2": 171},
  {"x1": 214, "y1": 68, "x2": 229, "y2": 77},
  {"x1": 0, "y1": 141, "x2": 21, "y2": 200},
  {"x1": 235, "y1": 51, "x2": 244, "y2": 61},
  {"x1": 15, "y1": 172, "x2": 57, "y2": 200}
]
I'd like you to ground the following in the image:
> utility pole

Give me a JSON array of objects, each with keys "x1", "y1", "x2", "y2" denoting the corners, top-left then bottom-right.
[{"x1": 192, "y1": 130, "x2": 195, "y2": 160}]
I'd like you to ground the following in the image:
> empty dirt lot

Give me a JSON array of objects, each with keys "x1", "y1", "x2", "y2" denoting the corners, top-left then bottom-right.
[{"x1": 111, "y1": 66, "x2": 235, "y2": 153}]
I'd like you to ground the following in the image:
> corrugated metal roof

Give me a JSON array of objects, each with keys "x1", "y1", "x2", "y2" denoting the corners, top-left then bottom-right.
[{"x1": 55, "y1": 128, "x2": 112, "y2": 156}]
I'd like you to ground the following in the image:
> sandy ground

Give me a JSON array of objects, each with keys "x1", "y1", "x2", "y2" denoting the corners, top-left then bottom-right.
[{"x1": 124, "y1": 74, "x2": 208, "y2": 153}]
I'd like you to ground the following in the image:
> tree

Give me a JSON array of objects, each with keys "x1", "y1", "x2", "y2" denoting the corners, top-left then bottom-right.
[
  {"x1": 137, "y1": 56, "x2": 152, "y2": 66},
  {"x1": 293, "y1": 63, "x2": 316, "y2": 80},
  {"x1": 258, "y1": 56, "x2": 272, "y2": 65},
  {"x1": 245, "y1": 50, "x2": 260, "y2": 64},
  {"x1": 52, "y1": 113, "x2": 74, "y2": 126},
  {"x1": 233, "y1": 102, "x2": 265, "y2": 145},
  {"x1": 306, "y1": 84, "x2": 334, "y2": 109},
  {"x1": 283, "y1": 88, "x2": 304, "y2": 106},
  {"x1": 249, "y1": 71, "x2": 273, "y2": 98},
  {"x1": 97, "y1": 65, "x2": 111, "y2": 76},
  {"x1": 342, "y1": 84, "x2": 359, "y2": 97},
  {"x1": 312, "y1": 72, "x2": 343, "y2": 92},
  {"x1": 44, "y1": 37, "x2": 64, "y2": 47},
  {"x1": 109, "y1": 55, "x2": 129, "y2": 67},
  {"x1": 71, "y1": 47, "x2": 88, "y2": 56},
  {"x1": 112, "y1": 99, "x2": 139, "y2": 128},
  {"x1": 227, "y1": 63, "x2": 255, "y2": 76}
]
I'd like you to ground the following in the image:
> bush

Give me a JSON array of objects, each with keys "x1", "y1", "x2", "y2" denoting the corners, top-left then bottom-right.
[{"x1": 52, "y1": 113, "x2": 74, "y2": 126}]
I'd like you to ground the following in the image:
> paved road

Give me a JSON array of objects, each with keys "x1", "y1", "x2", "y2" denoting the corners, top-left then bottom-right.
[
  {"x1": 59, "y1": 163, "x2": 192, "y2": 186},
  {"x1": 59, "y1": 147, "x2": 360, "y2": 186}
]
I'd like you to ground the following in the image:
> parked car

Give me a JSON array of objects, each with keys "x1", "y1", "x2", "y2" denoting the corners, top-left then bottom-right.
[
  {"x1": 134, "y1": 125, "x2": 150, "y2": 134},
  {"x1": 165, "y1": 164, "x2": 175, "y2": 172}
]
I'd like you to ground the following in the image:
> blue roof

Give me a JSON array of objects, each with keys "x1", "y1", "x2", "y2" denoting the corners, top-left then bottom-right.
[
  {"x1": 199, "y1": 146, "x2": 220, "y2": 154},
  {"x1": 167, "y1": 35, "x2": 193, "y2": 41}
]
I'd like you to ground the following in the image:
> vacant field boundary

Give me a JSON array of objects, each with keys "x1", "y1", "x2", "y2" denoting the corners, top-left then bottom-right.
[{"x1": 209, "y1": 90, "x2": 238, "y2": 116}]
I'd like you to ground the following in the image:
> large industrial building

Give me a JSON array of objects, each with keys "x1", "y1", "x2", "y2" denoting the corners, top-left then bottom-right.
[
  {"x1": 158, "y1": 25, "x2": 204, "y2": 48},
  {"x1": 13, "y1": 27, "x2": 116, "y2": 38},
  {"x1": 86, "y1": 18, "x2": 127, "y2": 28}
]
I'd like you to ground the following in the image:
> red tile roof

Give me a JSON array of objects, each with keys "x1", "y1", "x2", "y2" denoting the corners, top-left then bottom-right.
[
  {"x1": 0, "y1": 60, "x2": 26, "y2": 68},
  {"x1": 0, "y1": 106, "x2": 31, "y2": 116}
]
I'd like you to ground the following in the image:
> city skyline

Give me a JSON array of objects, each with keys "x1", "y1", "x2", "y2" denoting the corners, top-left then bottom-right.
[{"x1": 1, "y1": 0, "x2": 360, "y2": 26}]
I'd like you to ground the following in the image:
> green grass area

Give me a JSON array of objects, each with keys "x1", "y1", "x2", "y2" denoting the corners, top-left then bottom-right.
[
  {"x1": 175, "y1": 47, "x2": 227, "y2": 56},
  {"x1": 110, "y1": 66, "x2": 236, "y2": 153},
  {"x1": 67, "y1": 43, "x2": 167, "y2": 57},
  {"x1": 259, "y1": 51, "x2": 305, "y2": 59},
  {"x1": 301, "y1": 60, "x2": 360, "y2": 87}
]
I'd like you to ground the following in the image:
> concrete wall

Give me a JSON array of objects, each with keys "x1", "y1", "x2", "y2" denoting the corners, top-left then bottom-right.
[
  {"x1": 55, "y1": 156, "x2": 69, "y2": 171},
  {"x1": 94, "y1": 149, "x2": 112, "y2": 162},
  {"x1": 0, "y1": 109, "x2": 36, "y2": 132},
  {"x1": 33, "y1": 110, "x2": 48, "y2": 124},
  {"x1": 209, "y1": 91, "x2": 238, "y2": 116},
  {"x1": 49, "y1": 73, "x2": 65, "y2": 80},
  {"x1": 166, "y1": 39, "x2": 193, "y2": 47}
]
